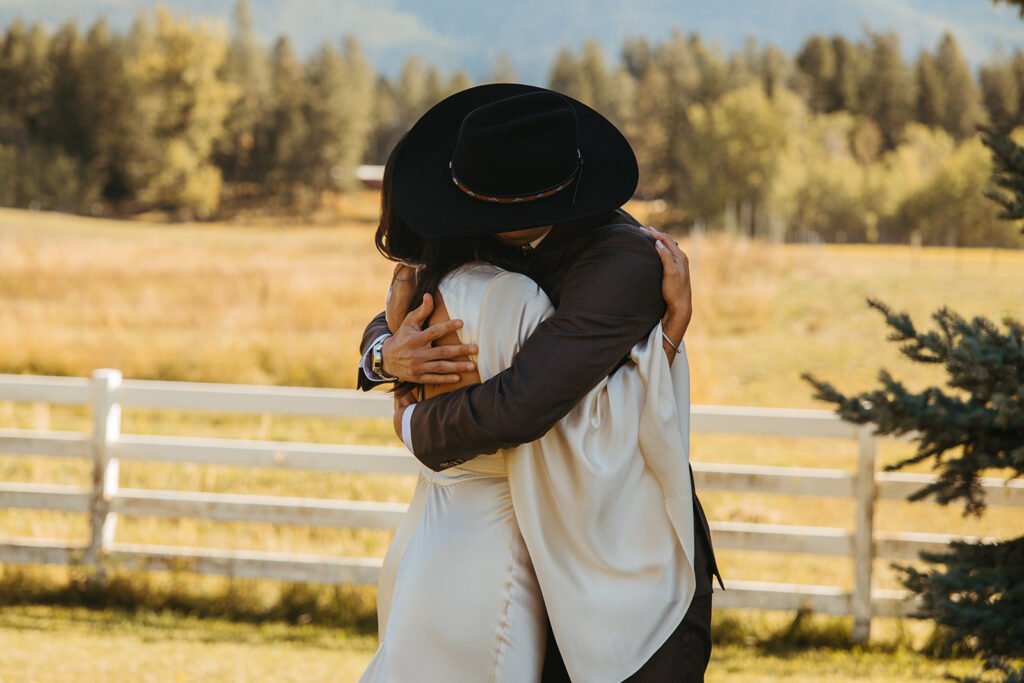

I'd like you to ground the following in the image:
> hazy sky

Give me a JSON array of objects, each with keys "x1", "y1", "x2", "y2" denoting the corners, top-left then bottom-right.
[{"x1": 1, "y1": 0, "x2": 1022, "y2": 82}]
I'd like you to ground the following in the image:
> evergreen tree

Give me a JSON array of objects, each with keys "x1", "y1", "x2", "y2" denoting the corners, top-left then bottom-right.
[
  {"x1": 901, "y1": 539, "x2": 1024, "y2": 658},
  {"x1": 302, "y1": 38, "x2": 373, "y2": 194},
  {"x1": 914, "y1": 51, "x2": 945, "y2": 129},
  {"x1": 621, "y1": 36, "x2": 653, "y2": 81},
  {"x1": 395, "y1": 56, "x2": 432, "y2": 127},
  {"x1": 42, "y1": 23, "x2": 86, "y2": 158},
  {"x1": 725, "y1": 37, "x2": 761, "y2": 90},
  {"x1": 364, "y1": 76, "x2": 400, "y2": 165},
  {"x1": 760, "y1": 44, "x2": 790, "y2": 100},
  {"x1": 981, "y1": 127, "x2": 1024, "y2": 228},
  {"x1": 983, "y1": 3, "x2": 1024, "y2": 236},
  {"x1": 795, "y1": 35, "x2": 836, "y2": 113},
  {"x1": 0, "y1": 20, "x2": 102, "y2": 213},
  {"x1": 577, "y1": 39, "x2": 614, "y2": 111},
  {"x1": 79, "y1": 18, "x2": 138, "y2": 205},
  {"x1": 608, "y1": 65, "x2": 638, "y2": 131},
  {"x1": 934, "y1": 33, "x2": 984, "y2": 140},
  {"x1": 642, "y1": 31, "x2": 701, "y2": 214},
  {"x1": 216, "y1": 0, "x2": 271, "y2": 186},
  {"x1": 421, "y1": 65, "x2": 448, "y2": 111},
  {"x1": 0, "y1": 11, "x2": 1019, "y2": 230},
  {"x1": 804, "y1": 301, "x2": 1024, "y2": 673},
  {"x1": 1014, "y1": 50, "x2": 1024, "y2": 128},
  {"x1": 548, "y1": 47, "x2": 583, "y2": 101},
  {"x1": 828, "y1": 35, "x2": 867, "y2": 114},
  {"x1": 363, "y1": 56, "x2": 465, "y2": 167},
  {"x1": 32, "y1": 22, "x2": 101, "y2": 212},
  {"x1": 980, "y1": 53, "x2": 1021, "y2": 135},
  {"x1": 548, "y1": 40, "x2": 631, "y2": 128},
  {"x1": 487, "y1": 53, "x2": 517, "y2": 83},
  {"x1": 993, "y1": 0, "x2": 1024, "y2": 16},
  {"x1": 627, "y1": 49, "x2": 671, "y2": 201},
  {"x1": 688, "y1": 35, "x2": 729, "y2": 105},
  {"x1": 448, "y1": 70, "x2": 472, "y2": 95},
  {"x1": 862, "y1": 31, "x2": 913, "y2": 149},
  {"x1": 0, "y1": 20, "x2": 52, "y2": 146},
  {"x1": 265, "y1": 36, "x2": 309, "y2": 200}
]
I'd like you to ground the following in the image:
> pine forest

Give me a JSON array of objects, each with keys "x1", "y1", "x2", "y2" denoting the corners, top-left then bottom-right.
[{"x1": 0, "y1": 3, "x2": 1023, "y2": 247}]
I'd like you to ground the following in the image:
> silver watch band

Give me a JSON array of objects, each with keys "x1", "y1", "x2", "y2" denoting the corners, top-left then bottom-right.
[{"x1": 372, "y1": 337, "x2": 398, "y2": 381}]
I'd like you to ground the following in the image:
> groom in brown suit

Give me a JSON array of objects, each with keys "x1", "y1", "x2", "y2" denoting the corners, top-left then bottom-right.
[{"x1": 358, "y1": 84, "x2": 720, "y2": 682}]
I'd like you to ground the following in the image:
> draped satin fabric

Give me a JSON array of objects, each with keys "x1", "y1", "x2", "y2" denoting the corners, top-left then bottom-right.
[{"x1": 363, "y1": 263, "x2": 695, "y2": 683}]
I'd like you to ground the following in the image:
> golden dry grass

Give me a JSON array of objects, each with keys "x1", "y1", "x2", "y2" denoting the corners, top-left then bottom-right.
[
  {"x1": 1, "y1": 199, "x2": 388, "y2": 386},
  {"x1": 4, "y1": 199, "x2": 1023, "y2": 396},
  {"x1": 0, "y1": 606, "x2": 991, "y2": 683},
  {"x1": 0, "y1": 605, "x2": 378, "y2": 682},
  {"x1": 1, "y1": 203, "x2": 1023, "y2": 679}
]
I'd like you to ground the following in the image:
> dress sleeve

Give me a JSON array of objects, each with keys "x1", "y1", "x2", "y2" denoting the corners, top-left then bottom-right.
[{"x1": 472, "y1": 272, "x2": 555, "y2": 381}]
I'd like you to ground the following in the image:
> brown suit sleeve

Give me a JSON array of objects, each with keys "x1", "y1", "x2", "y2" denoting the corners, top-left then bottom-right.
[
  {"x1": 409, "y1": 225, "x2": 665, "y2": 470},
  {"x1": 356, "y1": 311, "x2": 391, "y2": 391}
]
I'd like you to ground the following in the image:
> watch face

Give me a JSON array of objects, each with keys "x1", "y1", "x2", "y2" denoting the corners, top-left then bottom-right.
[{"x1": 373, "y1": 341, "x2": 385, "y2": 374}]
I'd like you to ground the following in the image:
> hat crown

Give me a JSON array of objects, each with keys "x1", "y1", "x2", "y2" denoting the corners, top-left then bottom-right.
[
  {"x1": 451, "y1": 91, "x2": 580, "y2": 199},
  {"x1": 392, "y1": 83, "x2": 638, "y2": 238}
]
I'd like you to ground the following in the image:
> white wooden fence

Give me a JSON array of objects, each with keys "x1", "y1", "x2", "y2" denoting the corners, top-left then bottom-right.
[{"x1": 2, "y1": 370, "x2": 1022, "y2": 643}]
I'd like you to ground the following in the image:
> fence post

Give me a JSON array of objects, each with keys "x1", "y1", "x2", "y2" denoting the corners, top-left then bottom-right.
[
  {"x1": 84, "y1": 369, "x2": 122, "y2": 580},
  {"x1": 852, "y1": 426, "x2": 878, "y2": 643}
]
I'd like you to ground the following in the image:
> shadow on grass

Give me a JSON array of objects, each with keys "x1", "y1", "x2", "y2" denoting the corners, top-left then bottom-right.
[
  {"x1": 713, "y1": 605, "x2": 928, "y2": 658},
  {"x1": 6, "y1": 566, "x2": 1009, "y2": 669},
  {"x1": 0, "y1": 565, "x2": 378, "y2": 639}
]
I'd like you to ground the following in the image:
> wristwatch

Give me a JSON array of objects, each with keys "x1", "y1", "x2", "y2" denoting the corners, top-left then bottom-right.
[{"x1": 372, "y1": 336, "x2": 397, "y2": 381}]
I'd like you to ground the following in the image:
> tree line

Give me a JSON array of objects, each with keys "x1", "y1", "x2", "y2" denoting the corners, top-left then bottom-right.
[{"x1": 1, "y1": 2, "x2": 1023, "y2": 246}]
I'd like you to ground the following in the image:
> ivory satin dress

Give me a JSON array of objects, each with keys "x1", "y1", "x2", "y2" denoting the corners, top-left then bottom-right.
[{"x1": 359, "y1": 263, "x2": 697, "y2": 683}]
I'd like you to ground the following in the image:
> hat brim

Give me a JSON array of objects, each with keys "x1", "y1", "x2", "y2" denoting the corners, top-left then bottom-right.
[{"x1": 393, "y1": 83, "x2": 638, "y2": 239}]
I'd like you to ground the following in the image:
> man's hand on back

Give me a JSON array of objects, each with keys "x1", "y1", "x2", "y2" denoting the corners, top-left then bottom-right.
[{"x1": 382, "y1": 293, "x2": 479, "y2": 384}]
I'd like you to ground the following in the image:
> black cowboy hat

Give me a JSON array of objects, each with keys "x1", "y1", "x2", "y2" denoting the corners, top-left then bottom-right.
[{"x1": 392, "y1": 83, "x2": 638, "y2": 239}]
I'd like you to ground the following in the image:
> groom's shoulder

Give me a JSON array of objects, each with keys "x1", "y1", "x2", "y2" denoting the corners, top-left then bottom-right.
[
  {"x1": 562, "y1": 209, "x2": 663, "y2": 315},
  {"x1": 587, "y1": 209, "x2": 658, "y2": 259}
]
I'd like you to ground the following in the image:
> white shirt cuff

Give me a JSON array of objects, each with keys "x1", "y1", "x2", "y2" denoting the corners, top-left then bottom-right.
[
  {"x1": 361, "y1": 334, "x2": 393, "y2": 382},
  {"x1": 401, "y1": 404, "x2": 416, "y2": 454}
]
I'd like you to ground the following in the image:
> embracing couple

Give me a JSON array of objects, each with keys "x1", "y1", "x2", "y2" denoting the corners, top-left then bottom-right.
[{"x1": 356, "y1": 84, "x2": 721, "y2": 682}]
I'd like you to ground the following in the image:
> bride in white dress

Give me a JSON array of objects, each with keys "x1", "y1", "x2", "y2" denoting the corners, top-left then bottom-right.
[{"x1": 360, "y1": 155, "x2": 696, "y2": 683}]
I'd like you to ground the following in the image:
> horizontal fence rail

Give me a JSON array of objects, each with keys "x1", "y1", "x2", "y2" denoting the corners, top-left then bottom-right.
[{"x1": 1, "y1": 370, "x2": 1022, "y2": 644}]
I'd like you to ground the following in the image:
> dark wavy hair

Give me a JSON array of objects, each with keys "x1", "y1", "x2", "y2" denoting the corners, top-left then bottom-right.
[
  {"x1": 374, "y1": 139, "x2": 527, "y2": 322},
  {"x1": 374, "y1": 140, "x2": 528, "y2": 393}
]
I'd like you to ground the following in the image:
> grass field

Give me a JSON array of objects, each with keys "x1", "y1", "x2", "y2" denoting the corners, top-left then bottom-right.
[
  {"x1": 2, "y1": 203, "x2": 1023, "y2": 680},
  {"x1": 0, "y1": 605, "x2": 995, "y2": 683}
]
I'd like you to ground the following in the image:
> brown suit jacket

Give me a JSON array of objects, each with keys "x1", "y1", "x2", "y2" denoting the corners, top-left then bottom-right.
[{"x1": 358, "y1": 209, "x2": 720, "y2": 593}]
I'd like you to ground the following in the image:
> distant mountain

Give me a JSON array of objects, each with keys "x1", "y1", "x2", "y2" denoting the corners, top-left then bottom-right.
[{"x1": 2, "y1": 0, "x2": 1022, "y2": 82}]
